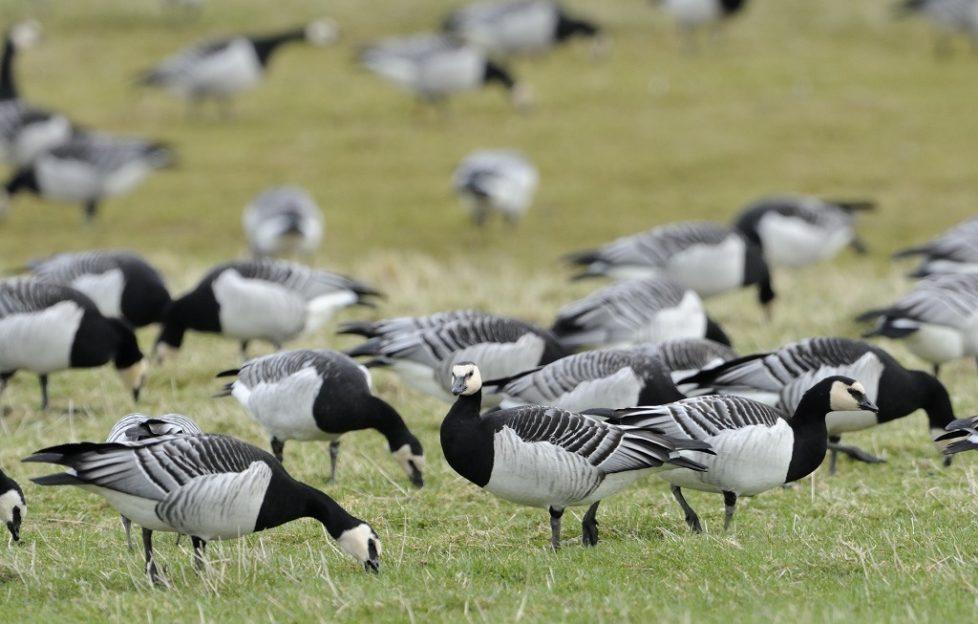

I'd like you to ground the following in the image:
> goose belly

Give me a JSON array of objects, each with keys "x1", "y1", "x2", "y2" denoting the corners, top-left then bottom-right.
[
  {"x1": 213, "y1": 271, "x2": 306, "y2": 342},
  {"x1": 237, "y1": 370, "x2": 329, "y2": 441},
  {"x1": 548, "y1": 369, "x2": 644, "y2": 412},
  {"x1": 665, "y1": 237, "x2": 745, "y2": 297},
  {"x1": 71, "y1": 269, "x2": 125, "y2": 320},
  {"x1": 904, "y1": 324, "x2": 967, "y2": 363},
  {"x1": 418, "y1": 50, "x2": 485, "y2": 96},
  {"x1": 82, "y1": 485, "x2": 171, "y2": 532},
  {"x1": 757, "y1": 216, "x2": 852, "y2": 268},
  {"x1": 482, "y1": 9, "x2": 556, "y2": 54},
  {"x1": 13, "y1": 116, "x2": 71, "y2": 165},
  {"x1": 633, "y1": 290, "x2": 707, "y2": 343},
  {"x1": 101, "y1": 161, "x2": 155, "y2": 198},
  {"x1": 0, "y1": 302, "x2": 83, "y2": 373},
  {"x1": 35, "y1": 158, "x2": 102, "y2": 201},
  {"x1": 184, "y1": 44, "x2": 262, "y2": 95},
  {"x1": 825, "y1": 410, "x2": 879, "y2": 435},
  {"x1": 664, "y1": 0, "x2": 722, "y2": 26}
]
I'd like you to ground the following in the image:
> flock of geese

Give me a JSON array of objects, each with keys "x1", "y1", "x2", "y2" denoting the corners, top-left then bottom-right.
[{"x1": 0, "y1": 0, "x2": 977, "y2": 588}]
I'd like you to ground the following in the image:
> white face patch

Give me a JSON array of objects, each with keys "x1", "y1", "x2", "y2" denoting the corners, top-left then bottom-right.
[
  {"x1": 451, "y1": 363, "x2": 482, "y2": 396},
  {"x1": 829, "y1": 380, "x2": 866, "y2": 412},
  {"x1": 337, "y1": 523, "x2": 380, "y2": 566},
  {"x1": 0, "y1": 489, "x2": 25, "y2": 525},
  {"x1": 118, "y1": 359, "x2": 149, "y2": 394},
  {"x1": 391, "y1": 444, "x2": 426, "y2": 478},
  {"x1": 305, "y1": 20, "x2": 339, "y2": 45}
]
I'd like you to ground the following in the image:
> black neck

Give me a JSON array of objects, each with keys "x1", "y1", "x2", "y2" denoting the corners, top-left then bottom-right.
[
  {"x1": 5, "y1": 167, "x2": 38, "y2": 196},
  {"x1": 439, "y1": 389, "x2": 494, "y2": 487},
  {"x1": 704, "y1": 316, "x2": 732, "y2": 347},
  {"x1": 303, "y1": 484, "x2": 361, "y2": 538},
  {"x1": 109, "y1": 319, "x2": 143, "y2": 369},
  {"x1": 483, "y1": 62, "x2": 514, "y2": 90},
  {"x1": 720, "y1": 0, "x2": 746, "y2": 16},
  {"x1": 0, "y1": 38, "x2": 17, "y2": 100},
  {"x1": 250, "y1": 30, "x2": 305, "y2": 66},
  {"x1": 784, "y1": 385, "x2": 830, "y2": 482},
  {"x1": 911, "y1": 371, "x2": 955, "y2": 430},
  {"x1": 367, "y1": 396, "x2": 416, "y2": 451},
  {"x1": 555, "y1": 14, "x2": 599, "y2": 42}
]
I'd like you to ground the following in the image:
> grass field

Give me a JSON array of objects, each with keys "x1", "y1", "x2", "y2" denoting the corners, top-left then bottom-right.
[{"x1": 1, "y1": 0, "x2": 978, "y2": 621}]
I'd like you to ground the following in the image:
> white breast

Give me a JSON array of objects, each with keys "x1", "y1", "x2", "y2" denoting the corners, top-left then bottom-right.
[
  {"x1": 35, "y1": 157, "x2": 102, "y2": 201},
  {"x1": 665, "y1": 235, "x2": 745, "y2": 297},
  {"x1": 634, "y1": 290, "x2": 707, "y2": 343},
  {"x1": 825, "y1": 410, "x2": 880, "y2": 435},
  {"x1": 0, "y1": 301, "x2": 84, "y2": 373},
  {"x1": 213, "y1": 270, "x2": 306, "y2": 343},
  {"x1": 757, "y1": 214, "x2": 852, "y2": 268},
  {"x1": 176, "y1": 40, "x2": 263, "y2": 96},
  {"x1": 13, "y1": 116, "x2": 72, "y2": 165},
  {"x1": 418, "y1": 47, "x2": 485, "y2": 96},
  {"x1": 235, "y1": 367, "x2": 327, "y2": 441},
  {"x1": 71, "y1": 269, "x2": 125, "y2": 319}
]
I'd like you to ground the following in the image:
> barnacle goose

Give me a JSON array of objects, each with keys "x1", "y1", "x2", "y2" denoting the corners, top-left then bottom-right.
[
  {"x1": 359, "y1": 34, "x2": 532, "y2": 110},
  {"x1": 487, "y1": 349, "x2": 684, "y2": 412},
  {"x1": 0, "y1": 279, "x2": 147, "y2": 409},
  {"x1": 550, "y1": 276, "x2": 732, "y2": 350},
  {"x1": 337, "y1": 309, "x2": 486, "y2": 340},
  {"x1": 611, "y1": 376, "x2": 875, "y2": 531},
  {"x1": 630, "y1": 337, "x2": 738, "y2": 385},
  {"x1": 732, "y1": 196, "x2": 874, "y2": 269},
  {"x1": 679, "y1": 337, "x2": 958, "y2": 471},
  {"x1": 453, "y1": 150, "x2": 539, "y2": 227},
  {"x1": 27, "y1": 251, "x2": 171, "y2": 328},
  {"x1": 216, "y1": 349, "x2": 425, "y2": 488},
  {"x1": 0, "y1": 132, "x2": 172, "y2": 222},
  {"x1": 660, "y1": 0, "x2": 747, "y2": 50},
  {"x1": 154, "y1": 259, "x2": 381, "y2": 361},
  {"x1": 345, "y1": 313, "x2": 569, "y2": 403},
  {"x1": 892, "y1": 216, "x2": 978, "y2": 277},
  {"x1": 442, "y1": 0, "x2": 604, "y2": 57},
  {"x1": 25, "y1": 433, "x2": 381, "y2": 584},
  {"x1": 0, "y1": 468, "x2": 25, "y2": 542},
  {"x1": 857, "y1": 273, "x2": 978, "y2": 377},
  {"x1": 105, "y1": 413, "x2": 202, "y2": 552},
  {"x1": 243, "y1": 186, "x2": 324, "y2": 259},
  {"x1": 565, "y1": 222, "x2": 775, "y2": 315},
  {"x1": 138, "y1": 21, "x2": 338, "y2": 115},
  {"x1": 442, "y1": 362, "x2": 712, "y2": 548},
  {"x1": 896, "y1": 0, "x2": 978, "y2": 56},
  {"x1": 936, "y1": 415, "x2": 978, "y2": 455}
]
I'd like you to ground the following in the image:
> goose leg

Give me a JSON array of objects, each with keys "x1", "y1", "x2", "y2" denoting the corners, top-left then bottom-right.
[
  {"x1": 827, "y1": 440, "x2": 885, "y2": 465},
  {"x1": 722, "y1": 491, "x2": 737, "y2": 531},
  {"x1": 670, "y1": 485, "x2": 702, "y2": 533},
  {"x1": 270, "y1": 437, "x2": 285, "y2": 462},
  {"x1": 240, "y1": 341, "x2": 250, "y2": 360},
  {"x1": 548, "y1": 506, "x2": 563, "y2": 550},
  {"x1": 933, "y1": 363, "x2": 941, "y2": 377},
  {"x1": 829, "y1": 435, "x2": 840, "y2": 475},
  {"x1": 0, "y1": 371, "x2": 12, "y2": 399},
  {"x1": 328, "y1": 440, "x2": 340, "y2": 483},
  {"x1": 850, "y1": 237, "x2": 868, "y2": 254},
  {"x1": 191, "y1": 536, "x2": 207, "y2": 573},
  {"x1": 142, "y1": 528, "x2": 162, "y2": 586},
  {"x1": 121, "y1": 515, "x2": 134, "y2": 553},
  {"x1": 581, "y1": 502, "x2": 600, "y2": 547},
  {"x1": 38, "y1": 374, "x2": 49, "y2": 410},
  {"x1": 83, "y1": 200, "x2": 98, "y2": 223}
]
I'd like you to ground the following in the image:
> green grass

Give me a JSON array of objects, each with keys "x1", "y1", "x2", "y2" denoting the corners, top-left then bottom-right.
[{"x1": 1, "y1": 0, "x2": 978, "y2": 621}]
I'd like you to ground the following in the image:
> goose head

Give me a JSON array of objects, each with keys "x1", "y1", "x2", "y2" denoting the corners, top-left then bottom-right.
[
  {"x1": 0, "y1": 488, "x2": 25, "y2": 543},
  {"x1": 451, "y1": 362, "x2": 482, "y2": 396},
  {"x1": 8, "y1": 20, "x2": 42, "y2": 52},
  {"x1": 827, "y1": 377, "x2": 878, "y2": 413},
  {"x1": 304, "y1": 19, "x2": 339, "y2": 46},
  {"x1": 337, "y1": 523, "x2": 381, "y2": 573},
  {"x1": 391, "y1": 439, "x2": 425, "y2": 488}
]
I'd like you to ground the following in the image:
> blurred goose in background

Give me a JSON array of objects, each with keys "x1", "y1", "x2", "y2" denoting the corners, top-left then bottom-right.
[
  {"x1": 359, "y1": 34, "x2": 532, "y2": 110},
  {"x1": 857, "y1": 273, "x2": 978, "y2": 377},
  {"x1": 679, "y1": 337, "x2": 958, "y2": 471},
  {"x1": 138, "y1": 20, "x2": 339, "y2": 116},
  {"x1": 565, "y1": 221, "x2": 775, "y2": 316},
  {"x1": 732, "y1": 196, "x2": 875, "y2": 269},
  {"x1": 0, "y1": 279, "x2": 147, "y2": 409},
  {"x1": 337, "y1": 309, "x2": 486, "y2": 340},
  {"x1": 487, "y1": 349, "x2": 684, "y2": 412},
  {"x1": 442, "y1": 362, "x2": 712, "y2": 548},
  {"x1": 550, "y1": 276, "x2": 732, "y2": 350},
  {"x1": 659, "y1": 0, "x2": 748, "y2": 51},
  {"x1": 453, "y1": 150, "x2": 538, "y2": 227},
  {"x1": 243, "y1": 186, "x2": 324, "y2": 259},
  {"x1": 217, "y1": 349, "x2": 425, "y2": 487},
  {"x1": 630, "y1": 338, "x2": 738, "y2": 384},
  {"x1": 25, "y1": 433, "x2": 381, "y2": 584},
  {"x1": 105, "y1": 413, "x2": 203, "y2": 552},
  {"x1": 442, "y1": 0, "x2": 605, "y2": 57},
  {"x1": 27, "y1": 251, "x2": 171, "y2": 328},
  {"x1": 345, "y1": 313, "x2": 569, "y2": 403},
  {"x1": 892, "y1": 216, "x2": 978, "y2": 277},
  {"x1": 0, "y1": 468, "x2": 25, "y2": 542},
  {"x1": 0, "y1": 132, "x2": 172, "y2": 222},
  {"x1": 155, "y1": 259, "x2": 381, "y2": 361},
  {"x1": 895, "y1": 0, "x2": 978, "y2": 56},
  {"x1": 610, "y1": 376, "x2": 874, "y2": 532}
]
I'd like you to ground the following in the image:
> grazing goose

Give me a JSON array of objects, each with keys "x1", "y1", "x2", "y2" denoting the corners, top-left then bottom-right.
[
  {"x1": 359, "y1": 34, "x2": 532, "y2": 110},
  {"x1": 896, "y1": 0, "x2": 978, "y2": 56},
  {"x1": 216, "y1": 349, "x2": 425, "y2": 487},
  {"x1": 138, "y1": 21, "x2": 338, "y2": 115},
  {"x1": 660, "y1": 0, "x2": 748, "y2": 50},
  {"x1": 487, "y1": 349, "x2": 684, "y2": 412},
  {"x1": 892, "y1": 216, "x2": 978, "y2": 277},
  {"x1": 0, "y1": 279, "x2": 147, "y2": 409},
  {"x1": 25, "y1": 433, "x2": 381, "y2": 584},
  {"x1": 611, "y1": 376, "x2": 875, "y2": 531},
  {"x1": 105, "y1": 413, "x2": 203, "y2": 552},
  {"x1": 345, "y1": 313, "x2": 569, "y2": 403},
  {"x1": 154, "y1": 259, "x2": 381, "y2": 361},
  {"x1": 857, "y1": 273, "x2": 978, "y2": 377},
  {"x1": 243, "y1": 186, "x2": 324, "y2": 259},
  {"x1": 453, "y1": 150, "x2": 539, "y2": 227},
  {"x1": 630, "y1": 337, "x2": 738, "y2": 385},
  {"x1": 442, "y1": 362, "x2": 713, "y2": 548},
  {"x1": 27, "y1": 251, "x2": 171, "y2": 328},
  {"x1": 0, "y1": 468, "x2": 25, "y2": 542},
  {"x1": 550, "y1": 276, "x2": 732, "y2": 350},
  {"x1": 679, "y1": 337, "x2": 957, "y2": 472},
  {"x1": 442, "y1": 0, "x2": 604, "y2": 57},
  {"x1": 0, "y1": 132, "x2": 172, "y2": 221},
  {"x1": 732, "y1": 196, "x2": 874, "y2": 269},
  {"x1": 566, "y1": 222, "x2": 775, "y2": 315}
]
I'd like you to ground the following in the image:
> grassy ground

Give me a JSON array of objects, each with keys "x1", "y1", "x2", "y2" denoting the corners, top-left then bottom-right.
[{"x1": 1, "y1": 0, "x2": 978, "y2": 621}]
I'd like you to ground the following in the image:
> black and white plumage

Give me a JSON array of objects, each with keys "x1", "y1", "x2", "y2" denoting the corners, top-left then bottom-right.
[
  {"x1": 345, "y1": 313, "x2": 569, "y2": 403},
  {"x1": 25, "y1": 433, "x2": 381, "y2": 584},
  {"x1": 441, "y1": 362, "x2": 713, "y2": 548},
  {"x1": 732, "y1": 196, "x2": 874, "y2": 269},
  {"x1": 442, "y1": 0, "x2": 604, "y2": 57},
  {"x1": 660, "y1": 0, "x2": 747, "y2": 50},
  {"x1": 0, "y1": 468, "x2": 25, "y2": 542},
  {"x1": 337, "y1": 309, "x2": 486, "y2": 340},
  {"x1": 611, "y1": 376, "x2": 875, "y2": 531},
  {"x1": 105, "y1": 413, "x2": 203, "y2": 553},
  {"x1": 857, "y1": 274, "x2": 978, "y2": 377},
  {"x1": 0, "y1": 132, "x2": 173, "y2": 221},
  {"x1": 453, "y1": 150, "x2": 539, "y2": 227},
  {"x1": 138, "y1": 21, "x2": 338, "y2": 114},
  {"x1": 679, "y1": 337, "x2": 958, "y2": 471},
  {"x1": 0, "y1": 279, "x2": 147, "y2": 409},
  {"x1": 216, "y1": 349, "x2": 425, "y2": 488},
  {"x1": 27, "y1": 251, "x2": 171, "y2": 328},
  {"x1": 488, "y1": 349, "x2": 684, "y2": 412},
  {"x1": 892, "y1": 216, "x2": 978, "y2": 277},
  {"x1": 896, "y1": 0, "x2": 978, "y2": 55},
  {"x1": 936, "y1": 415, "x2": 978, "y2": 455},
  {"x1": 154, "y1": 259, "x2": 381, "y2": 360},
  {"x1": 243, "y1": 186, "x2": 324, "y2": 258},
  {"x1": 359, "y1": 34, "x2": 532, "y2": 110},
  {"x1": 630, "y1": 338, "x2": 738, "y2": 385},
  {"x1": 565, "y1": 222, "x2": 775, "y2": 314},
  {"x1": 550, "y1": 277, "x2": 732, "y2": 350}
]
